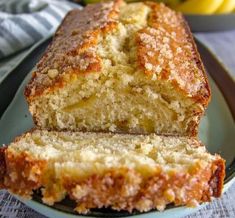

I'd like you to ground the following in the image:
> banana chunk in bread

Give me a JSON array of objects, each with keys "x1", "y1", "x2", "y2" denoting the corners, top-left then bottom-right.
[
  {"x1": 0, "y1": 130, "x2": 224, "y2": 213},
  {"x1": 25, "y1": 0, "x2": 210, "y2": 136}
]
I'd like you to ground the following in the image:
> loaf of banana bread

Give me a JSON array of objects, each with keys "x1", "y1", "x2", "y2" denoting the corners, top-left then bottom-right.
[{"x1": 25, "y1": 0, "x2": 210, "y2": 136}]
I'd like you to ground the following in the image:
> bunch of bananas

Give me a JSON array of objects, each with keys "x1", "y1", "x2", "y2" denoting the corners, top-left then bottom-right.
[
  {"x1": 166, "y1": 0, "x2": 235, "y2": 14},
  {"x1": 83, "y1": 0, "x2": 235, "y2": 14}
]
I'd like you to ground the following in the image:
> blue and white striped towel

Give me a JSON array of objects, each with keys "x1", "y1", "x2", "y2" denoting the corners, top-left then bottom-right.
[{"x1": 0, "y1": 0, "x2": 81, "y2": 59}]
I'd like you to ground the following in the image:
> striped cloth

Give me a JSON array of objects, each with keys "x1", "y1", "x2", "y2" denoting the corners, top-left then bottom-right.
[{"x1": 0, "y1": 0, "x2": 81, "y2": 59}]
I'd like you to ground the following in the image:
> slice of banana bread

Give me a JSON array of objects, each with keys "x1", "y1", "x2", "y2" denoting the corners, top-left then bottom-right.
[
  {"x1": 25, "y1": 0, "x2": 210, "y2": 136},
  {"x1": 0, "y1": 130, "x2": 224, "y2": 214}
]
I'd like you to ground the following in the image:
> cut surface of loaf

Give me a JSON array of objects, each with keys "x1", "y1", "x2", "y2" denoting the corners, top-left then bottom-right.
[
  {"x1": 0, "y1": 130, "x2": 224, "y2": 213},
  {"x1": 25, "y1": 0, "x2": 210, "y2": 136}
]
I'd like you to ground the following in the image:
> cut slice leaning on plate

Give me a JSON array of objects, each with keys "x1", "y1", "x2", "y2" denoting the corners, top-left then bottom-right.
[{"x1": 0, "y1": 130, "x2": 225, "y2": 214}]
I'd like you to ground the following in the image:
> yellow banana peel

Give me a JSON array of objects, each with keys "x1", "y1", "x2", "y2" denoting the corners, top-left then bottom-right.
[
  {"x1": 176, "y1": 0, "x2": 224, "y2": 14},
  {"x1": 216, "y1": 0, "x2": 235, "y2": 13}
]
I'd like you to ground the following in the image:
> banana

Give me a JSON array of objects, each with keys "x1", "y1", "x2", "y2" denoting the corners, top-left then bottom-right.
[
  {"x1": 216, "y1": 0, "x2": 235, "y2": 13},
  {"x1": 176, "y1": 0, "x2": 224, "y2": 14}
]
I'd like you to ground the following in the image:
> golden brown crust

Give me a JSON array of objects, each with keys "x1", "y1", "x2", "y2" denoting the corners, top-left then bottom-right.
[
  {"x1": 65, "y1": 166, "x2": 213, "y2": 213},
  {"x1": 208, "y1": 158, "x2": 225, "y2": 197},
  {"x1": 0, "y1": 147, "x2": 225, "y2": 213},
  {"x1": 182, "y1": 14, "x2": 211, "y2": 105},
  {"x1": 2, "y1": 150, "x2": 46, "y2": 197},
  {"x1": 137, "y1": 2, "x2": 210, "y2": 106},
  {"x1": 25, "y1": 0, "x2": 210, "y2": 109},
  {"x1": 25, "y1": 0, "x2": 123, "y2": 99}
]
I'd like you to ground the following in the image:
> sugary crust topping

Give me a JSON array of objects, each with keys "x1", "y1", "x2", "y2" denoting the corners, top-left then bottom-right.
[
  {"x1": 26, "y1": 0, "x2": 210, "y2": 105},
  {"x1": 65, "y1": 166, "x2": 213, "y2": 213},
  {"x1": 40, "y1": 1, "x2": 121, "y2": 73},
  {"x1": 137, "y1": 2, "x2": 210, "y2": 103},
  {"x1": 25, "y1": 0, "x2": 123, "y2": 98},
  {"x1": 0, "y1": 148, "x2": 225, "y2": 214}
]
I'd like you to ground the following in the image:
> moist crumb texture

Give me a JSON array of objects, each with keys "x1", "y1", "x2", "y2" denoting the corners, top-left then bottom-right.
[
  {"x1": 25, "y1": 0, "x2": 210, "y2": 136},
  {"x1": 0, "y1": 130, "x2": 225, "y2": 213}
]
